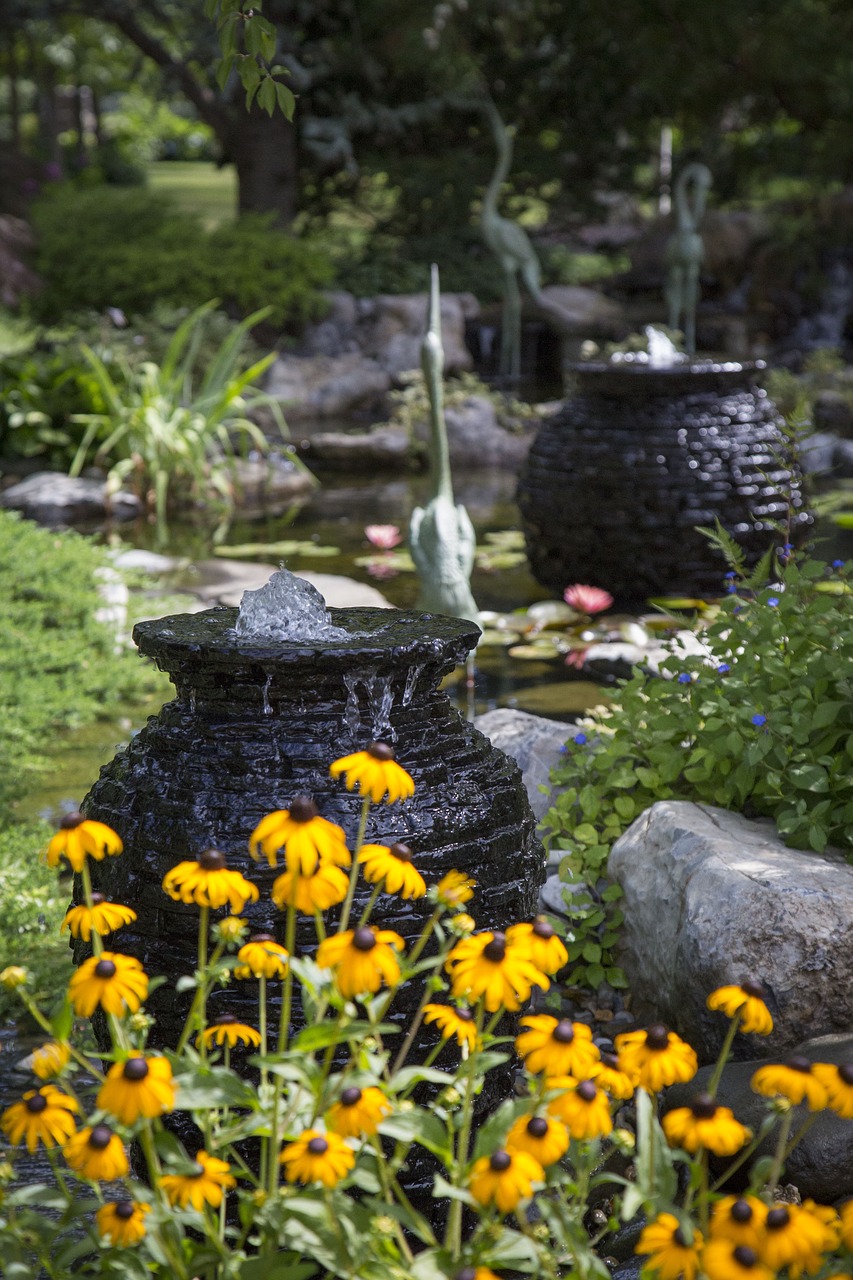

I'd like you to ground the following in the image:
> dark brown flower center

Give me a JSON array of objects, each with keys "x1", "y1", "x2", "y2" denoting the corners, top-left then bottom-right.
[
  {"x1": 26, "y1": 1093, "x2": 48, "y2": 1113},
  {"x1": 212, "y1": 1015, "x2": 237, "y2": 1026},
  {"x1": 94, "y1": 959, "x2": 117, "y2": 980},
  {"x1": 307, "y1": 1136, "x2": 329, "y2": 1156},
  {"x1": 455, "y1": 1271, "x2": 476, "y2": 1280},
  {"x1": 340, "y1": 1087, "x2": 362, "y2": 1107},
  {"x1": 249, "y1": 933, "x2": 275, "y2": 944},
  {"x1": 730, "y1": 1199, "x2": 753, "y2": 1223},
  {"x1": 482, "y1": 932, "x2": 506, "y2": 962},
  {"x1": 741, "y1": 979, "x2": 766, "y2": 998},
  {"x1": 577, "y1": 1080, "x2": 597, "y2": 1102},
  {"x1": 123, "y1": 1057, "x2": 149, "y2": 1081},
  {"x1": 601, "y1": 1052, "x2": 620, "y2": 1070},
  {"x1": 552, "y1": 1019, "x2": 576, "y2": 1044},
  {"x1": 489, "y1": 1149, "x2": 511, "y2": 1172},
  {"x1": 89, "y1": 1124, "x2": 113, "y2": 1150},
  {"x1": 90, "y1": 893, "x2": 106, "y2": 906},
  {"x1": 733, "y1": 1246, "x2": 759, "y2": 1267},
  {"x1": 198, "y1": 848, "x2": 226, "y2": 871},
  {"x1": 527, "y1": 1116, "x2": 549, "y2": 1138},
  {"x1": 532, "y1": 917, "x2": 555, "y2": 939},
  {"x1": 786, "y1": 1055, "x2": 812, "y2": 1074},
  {"x1": 390, "y1": 842, "x2": 412, "y2": 862},
  {"x1": 367, "y1": 741, "x2": 394, "y2": 761},
  {"x1": 456, "y1": 1008, "x2": 474, "y2": 1022},
  {"x1": 766, "y1": 1206, "x2": 790, "y2": 1231},
  {"x1": 352, "y1": 927, "x2": 376, "y2": 952},
  {"x1": 690, "y1": 1092, "x2": 718, "y2": 1120},
  {"x1": 60, "y1": 811, "x2": 85, "y2": 830},
  {"x1": 114, "y1": 1201, "x2": 136, "y2": 1220},
  {"x1": 673, "y1": 1227, "x2": 690, "y2": 1248},
  {"x1": 645, "y1": 1024, "x2": 670, "y2": 1050},
  {"x1": 289, "y1": 796, "x2": 319, "y2": 823},
  {"x1": 839, "y1": 1063, "x2": 853, "y2": 1085}
]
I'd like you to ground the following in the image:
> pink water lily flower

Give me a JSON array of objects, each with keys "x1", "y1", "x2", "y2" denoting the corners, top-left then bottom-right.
[
  {"x1": 365, "y1": 525, "x2": 402, "y2": 549},
  {"x1": 563, "y1": 584, "x2": 614, "y2": 614}
]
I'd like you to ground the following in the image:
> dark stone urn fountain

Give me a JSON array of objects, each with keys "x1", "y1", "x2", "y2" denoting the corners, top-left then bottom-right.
[
  {"x1": 517, "y1": 359, "x2": 811, "y2": 606},
  {"x1": 80, "y1": 583, "x2": 544, "y2": 1044}
]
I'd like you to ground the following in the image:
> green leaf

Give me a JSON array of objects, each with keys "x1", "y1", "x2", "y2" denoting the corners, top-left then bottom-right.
[
  {"x1": 790, "y1": 764, "x2": 829, "y2": 792},
  {"x1": 50, "y1": 996, "x2": 73, "y2": 1042},
  {"x1": 257, "y1": 76, "x2": 277, "y2": 116},
  {"x1": 379, "y1": 1111, "x2": 451, "y2": 1161},
  {"x1": 293, "y1": 1020, "x2": 398, "y2": 1051}
]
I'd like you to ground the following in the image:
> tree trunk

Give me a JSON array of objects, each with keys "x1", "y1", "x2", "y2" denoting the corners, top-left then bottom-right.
[{"x1": 230, "y1": 104, "x2": 299, "y2": 227}]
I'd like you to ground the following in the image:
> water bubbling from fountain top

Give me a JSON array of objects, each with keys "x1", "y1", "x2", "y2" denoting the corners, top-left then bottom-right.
[{"x1": 234, "y1": 567, "x2": 350, "y2": 642}]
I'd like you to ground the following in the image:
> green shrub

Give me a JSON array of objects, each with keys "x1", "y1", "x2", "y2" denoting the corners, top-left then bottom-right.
[
  {"x1": 542, "y1": 540, "x2": 853, "y2": 991},
  {"x1": 0, "y1": 819, "x2": 72, "y2": 1022},
  {"x1": 29, "y1": 186, "x2": 333, "y2": 328},
  {"x1": 0, "y1": 511, "x2": 167, "y2": 814}
]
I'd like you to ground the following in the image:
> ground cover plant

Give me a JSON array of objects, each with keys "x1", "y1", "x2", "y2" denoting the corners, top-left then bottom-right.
[
  {"x1": 2, "y1": 745, "x2": 853, "y2": 1278},
  {"x1": 542, "y1": 539, "x2": 853, "y2": 992}
]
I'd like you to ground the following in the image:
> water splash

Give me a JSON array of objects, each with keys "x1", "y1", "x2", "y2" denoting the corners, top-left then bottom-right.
[
  {"x1": 235, "y1": 568, "x2": 350, "y2": 642},
  {"x1": 342, "y1": 671, "x2": 397, "y2": 741},
  {"x1": 645, "y1": 326, "x2": 688, "y2": 368}
]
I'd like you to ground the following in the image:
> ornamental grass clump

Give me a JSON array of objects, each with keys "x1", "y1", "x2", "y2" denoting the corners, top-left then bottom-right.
[
  {"x1": 3, "y1": 746, "x2": 853, "y2": 1277},
  {"x1": 543, "y1": 542, "x2": 853, "y2": 991}
]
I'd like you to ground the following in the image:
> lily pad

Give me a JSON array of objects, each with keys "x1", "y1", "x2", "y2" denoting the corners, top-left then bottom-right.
[
  {"x1": 216, "y1": 540, "x2": 340, "y2": 559},
  {"x1": 513, "y1": 680, "x2": 612, "y2": 717},
  {"x1": 526, "y1": 600, "x2": 578, "y2": 627}
]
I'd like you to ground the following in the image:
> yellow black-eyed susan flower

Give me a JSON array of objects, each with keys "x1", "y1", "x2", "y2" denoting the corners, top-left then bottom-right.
[
  {"x1": 662, "y1": 1094, "x2": 751, "y2": 1156},
  {"x1": 701, "y1": 1240, "x2": 774, "y2": 1280},
  {"x1": 614, "y1": 1025, "x2": 698, "y2": 1092},
  {"x1": 316, "y1": 926, "x2": 404, "y2": 998},
  {"x1": 198, "y1": 1016, "x2": 262, "y2": 1051},
  {"x1": 468, "y1": 1147, "x2": 544, "y2": 1213},
  {"x1": 250, "y1": 798, "x2": 351, "y2": 873},
  {"x1": 215, "y1": 914, "x2": 248, "y2": 944},
  {"x1": 635, "y1": 1212, "x2": 703, "y2": 1280},
  {"x1": 63, "y1": 1123, "x2": 129, "y2": 1181},
  {"x1": 423, "y1": 1003, "x2": 479, "y2": 1051},
  {"x1": 96, "y1": 1200, "x2": 150, "y2": 1247},
  {"x1": 326, "y1": 1085, "x2": 391, "y2": 1137},
  {"x1": 707, "y1": 980, "x2": 774, "y2": 1035},
  {"x1": 1, "y1": 1085, "x2": 79, "y2": 1151},
  {"x1": 506, "y1": 917, "x2": 568, "y2": 975},
  {"x1": 29, "y1": 1040, "x2": 71, "y2": 1080},
  {"x1": 801, "y1": 1198, "x2": 842, "y2": 1253},
  {"x1": 358, "y1": 842, "x2": 426, "y2": 900},
  {"x1": 162, "y1": 848, "x2": 259, "y2": 912},
  {"x1": 280, "y1": 1129, "x2": 355, "y2": 1187},
  {"x1": 590, "y1": 1051, "x2": 637, "y2": 1100},
  {"x1": 68, "y1": 952, "x2": 149, "y2": 1018},
  {"x1": 61, "y1": 895, "x2": 137, "y2": 942},
  {"x1": 761, "y1": 1203, "x2": 829, "y2": 1273},
  {"x1": 45, "y1": 813, "x2": 123, "y2": 873},
  {"x1": 547, "y1": 1079, "x2": 613, "y2": 1140},
  {"x1": 515, "y1": 1015, "x2": 600, "y2": 1077},
  {"x1": 751, "y1": 1056, "x2": 828, "y2": 1109},
  {"x1": 708, "y1": 1196, "x2": 768, "y2": 1250},
  {"x1": 0, "y1": 965, "x2": 29, "y2": 990},
  {"x1": 450, "y1": 912, "x2": 476, "y2": 936},
  {"x1": 506, "y1": 1113, "x2": 569, "y2": 1167},
  {"x1": 97, "y1": 1055, "x2": 175, "y2": 1125},
  {"x1": 445, "y1": 931, "x2": 549, "y2": 1013},
  {"x1": 160, "y1": 1150, "x2": 236, "y2": 1210},
  {"x1": 235, "y1": 934, "x2": 289, "y2": 979},
  {"x1": 812, "y1": 1062, "x2": 853, "y2": 1118},
  {"x1": 329, "y1": 742, "x2": 415, "y2": 804},
  {"x1": 435, "y1": 870, "x2": 475, "y2": 909},
  {"x1": 840, "y1": 1197, "x2": 853, "y2": 1250},
  {"x1": 271, "y1": 862, "x2": 349, "y2": 914}
]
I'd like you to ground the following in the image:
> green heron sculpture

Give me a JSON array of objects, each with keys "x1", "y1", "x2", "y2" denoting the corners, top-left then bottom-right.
[
  {"x1": 409, "y1": 265, "x2": 479, "y2": 625},
  {"x1": 665, "y1": 161, "x2": 712, "y2": 355}
]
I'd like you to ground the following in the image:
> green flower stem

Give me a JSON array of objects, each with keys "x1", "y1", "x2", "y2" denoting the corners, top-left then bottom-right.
[
  {"x1": 783, "y1": 1110, "x2": 819, "y2": 1161},
  {"x1": 404, "y1": 905, "x2": 442, "y2": 967},
  {"x1": 709, "y1": 1126, "x2": 766, "y2": 1193},
  {"x1": 139, "y1": 1121, "x2": 190, "y2": 1280},
  {"x1": 514, "y1": 1207, "x2": 557, "y2": 1280},
  {"x1": 370, "y1": 1135, "x2": 414, "y2": 1262},
  {"x1": 357, "y1": 882, "x2": 382, "y2": 928},
  {"x1": 445, "y1": 999, "x2": 485, "y2": 1257},
  {"x1": 175, "y1": 911, "x2": 226, "y2": 1056},
  {"x1": 389, "y1": 984, "x2": 434, "y2": 1076},
  {"x1": 338, "y1": 797, "x2": 371, "y2": 933},
  {"x1": 267, "y1": 890, "x2": 298, "y2": 1196},
  {"x1": 313, "y1": 910, "x2": 327, "y2": 941},
  {"x1": 19, "y1": 991, "x2": 105, "y2": 1081},
  {"x1": 697, "y1": 1150, "x2": 710, "y2": 1235},
  {"x1": 766, "y1": 1107, "x2": 795, "y2": 1195},
  {"x1": 79, "y1": 862, "x2": 102, "y2": 956},
  {"x1": 44, "y1": 1145, "x2": 71, "y2": 1199},
  {"x1": 706, "y1": 1013, "x2": 741, "y2": 1097},
  {"x1": 258, "y1": 972, "x2": 269, "y2": 1190}
]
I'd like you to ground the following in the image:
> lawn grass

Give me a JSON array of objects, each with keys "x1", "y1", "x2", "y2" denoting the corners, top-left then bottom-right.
[{"x1": 147, "y1": 161, "x2": 237, "y2": 226}]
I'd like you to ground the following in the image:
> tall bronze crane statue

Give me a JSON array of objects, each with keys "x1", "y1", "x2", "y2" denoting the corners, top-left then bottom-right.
[
  {"x1": 479, "y1": 99, "x2": 544, "y2": 381},
  {"x1": 409, "y1": 264, "x2": 479, "y2": 625},
  {"x1": 665, "y1": 161, "x2": 712, "y2": 355}
]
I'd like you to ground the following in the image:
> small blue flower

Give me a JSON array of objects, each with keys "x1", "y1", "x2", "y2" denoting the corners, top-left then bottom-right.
[
  {"x1": 767, "y1": 597, "x2": 779, "y2": 607},
  {"x1": 726, "y1": 583, "x2": 737, "y2": 594},
  {"x1": 751, "y1": 713, "x2": 767, "y2": 727},
  {"x1": 677, "y1": 672, "x2": 692, "y2": 684},
  {"x1": 573, "y1": 732, "x2": 588, "y2": 746},
  {"x1": 717, "y1": 663, "x2": 730, "y2": 674},
  {"x1": 833, "y1": 559, "x2": 845, "y2": 569},
  {"x1": 723, "y1": 571, "x2": 737, "y2": 579}
]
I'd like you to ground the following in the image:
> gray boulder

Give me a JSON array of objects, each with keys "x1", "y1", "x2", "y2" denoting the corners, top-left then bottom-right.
[
  {"x1": 608, "y1": 802, "x2": 853, "y2": 1059},
  {"x1": 299, "y1": 425, "x2": 411, "y2": 471},
  {"x1": 413, "y1": 395, "x2": 535, "y2": 469},
  {"x1": 474, "y1": 707, "x2": 568, "y2": 821},
  {"x1": 0, "y1": 472, "x2": 141, "y2": 524},
  {"x1": 264, "y1": 353, "x2": 392, "y2": 421}
]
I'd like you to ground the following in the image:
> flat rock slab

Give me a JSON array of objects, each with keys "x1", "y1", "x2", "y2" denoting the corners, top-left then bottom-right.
[
  {"x1": 298, "y1": 426, "x2": 411, "y2": 470},
  {"x1": 0, "y1": 472, "x2": 141, "y2": 524},
  {"x1": 609, "y1": 801, "x2": 853, "y2": 1059}
]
